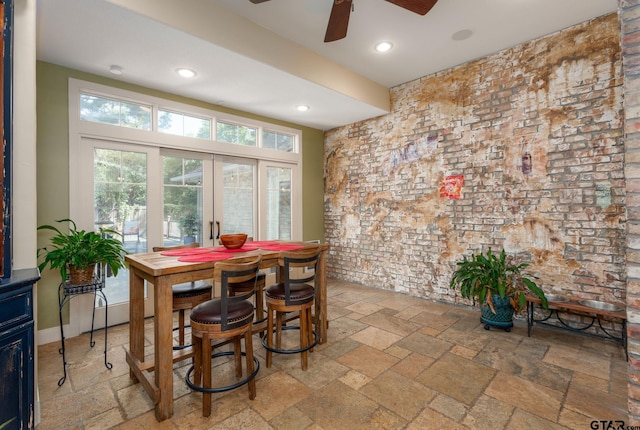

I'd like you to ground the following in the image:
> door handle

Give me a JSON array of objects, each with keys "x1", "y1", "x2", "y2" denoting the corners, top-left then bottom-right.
[
  {"x1": 216, "y1": 221, "x2": 220, "y2": 239},
  {"x1": 209, "y1": 221, "x2": 214, "y2": 240}
]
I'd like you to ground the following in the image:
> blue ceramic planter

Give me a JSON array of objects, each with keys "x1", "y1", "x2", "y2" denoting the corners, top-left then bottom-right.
[{"x1": 481, "y1": 295, "x2": 514, "y2": 331}]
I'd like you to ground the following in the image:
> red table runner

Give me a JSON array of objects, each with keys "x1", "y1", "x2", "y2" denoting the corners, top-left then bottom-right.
[
  {"x1": 177, "y1": 253, "x2": 234, "y2": 262},
  {"x1": 211, "y1": 245, "x2": 260, "y2": 253},
  {"x1": 160, "y1": 247, "x2": 213, "y2": 256},
  {"x1": 247, "y1": 240, "x2": 280, "y2": 246},
  {"x1": 165, "y1": 243, "x2": 306, "y2": 260}
]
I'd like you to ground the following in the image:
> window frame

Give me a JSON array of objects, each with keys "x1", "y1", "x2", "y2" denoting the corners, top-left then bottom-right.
[{"x1": 68, "y1": 78, "x2": 303, "y2": 241}]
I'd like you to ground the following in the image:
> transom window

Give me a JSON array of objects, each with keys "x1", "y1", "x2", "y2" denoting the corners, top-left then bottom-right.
[
  {"x1": 80, "y1": 94, "x2": 151, "y2": 130},
  {"x1": 158, "y1": 109, "x2": 211, "y2": 140},
  {"x1": 216, "y1": 121, "x2": 257, "y2": 147},
  {"x1": 79, "y1": 91, "x2": 295, "y2": 153},
  {"x1": 263, "y1": 130, "x2": 294, "y2": 152}
]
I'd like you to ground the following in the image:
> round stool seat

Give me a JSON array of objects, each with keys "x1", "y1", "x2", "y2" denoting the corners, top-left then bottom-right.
[
  {"x1": 191, "y1": 299, "x2": 254, "y2": 326},
  {"x1": 173, "y1": 281, "x2": 212, "y2": 298},
  {"x1": 266, "y1": 283, "x2": 314, "y2": 304}
]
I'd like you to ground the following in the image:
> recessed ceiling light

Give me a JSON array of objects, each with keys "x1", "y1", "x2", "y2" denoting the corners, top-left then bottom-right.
[
  {"x1": 374, "y1": 41, "x2": 393, "y2": 53},
  {"x1": 296, "y1": 105, "x2": 310, "y2": 112},
  {"x1": 176, "y1": 68, "x2": 197, "y2": 78},
  {"x1": 110, "y1": 65, "x2": 123, "y2": 75},
  {"x1": 451, "y1": 29, "x2": 473, "y2": 41}
]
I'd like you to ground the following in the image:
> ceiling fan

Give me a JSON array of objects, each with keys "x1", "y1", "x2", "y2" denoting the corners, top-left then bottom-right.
[{"x1": 248, "y1": 0, "x2": 439, "y2": 42}]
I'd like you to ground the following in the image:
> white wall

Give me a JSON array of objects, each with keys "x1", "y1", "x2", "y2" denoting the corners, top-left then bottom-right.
[{"x1": 13, "y1": 0, "x2": 37, "y2": 270}]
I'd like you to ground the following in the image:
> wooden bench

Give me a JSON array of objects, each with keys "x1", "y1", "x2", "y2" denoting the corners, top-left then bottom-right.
[{"x1": 526, "y1": 296, "x2": 627, "y2": 358}]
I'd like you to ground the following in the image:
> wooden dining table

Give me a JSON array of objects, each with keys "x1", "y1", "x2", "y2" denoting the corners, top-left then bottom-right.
[{"x1": 124, "y1": 241, "x2": 330, "y2": 421}]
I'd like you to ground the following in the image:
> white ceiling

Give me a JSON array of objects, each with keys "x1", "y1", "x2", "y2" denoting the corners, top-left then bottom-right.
[{"x1": 36, "y1": 0, "x2": 618, "y2": 131}]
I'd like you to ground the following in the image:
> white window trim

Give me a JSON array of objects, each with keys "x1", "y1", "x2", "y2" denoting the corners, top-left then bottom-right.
[{"x1": 69, "y1": 78, "x2": 301, "y2": 161}]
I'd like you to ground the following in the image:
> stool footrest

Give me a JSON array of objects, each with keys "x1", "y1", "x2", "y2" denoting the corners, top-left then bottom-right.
[
  {"x1": 261, "y1": 325, "x2": 318, "y2": 354},
  {"x1": 185, "y1": 351, "x2": 260, "y2": 394}
]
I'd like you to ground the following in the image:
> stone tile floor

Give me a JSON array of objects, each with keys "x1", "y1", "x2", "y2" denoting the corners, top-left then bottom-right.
[{"x1": 37, "y1": 279, "x2": 628, "y2": 429}]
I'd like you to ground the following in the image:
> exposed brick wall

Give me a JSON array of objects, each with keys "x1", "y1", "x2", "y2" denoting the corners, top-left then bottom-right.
[
  {"x1": 325, "y1": 14, "x2": 626, "y2": 303},
  {"x1": 621, "y1": 0, "x2": 640, "y2": 424},
  {"x1": 325, "y1": 14, "x2": 625, "y2": 326}
]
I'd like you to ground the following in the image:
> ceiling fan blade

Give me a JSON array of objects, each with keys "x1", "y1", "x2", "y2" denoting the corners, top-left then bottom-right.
[
  {"x1": 249, "y1": 0, "x2": 270, "y2": 3},
  {"x1": 385, "y1": 0, "x2": 438, "y2": 15},
  {"x1": 324, "y1": 0, "x2": 353, "y2": 43}
]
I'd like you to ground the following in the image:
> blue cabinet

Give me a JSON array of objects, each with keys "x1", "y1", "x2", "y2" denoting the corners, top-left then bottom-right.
[{"x1": 0, "y1": 268, "x2": 40, "y2": 430}]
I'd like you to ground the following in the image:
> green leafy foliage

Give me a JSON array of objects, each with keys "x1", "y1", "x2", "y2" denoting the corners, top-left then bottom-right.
[
  {"x1": 37, "y1": 218, "x2": 128, "y2": 281},
  {"x1": 449, "y1": 248, "x2": 548, "y2": 313},
  {"x1": 179, "y1": 210, "x2": 198, "y2": 236}
]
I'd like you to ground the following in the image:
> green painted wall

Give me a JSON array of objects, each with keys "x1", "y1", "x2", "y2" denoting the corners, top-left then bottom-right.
[{"x1": 36, "y1": 61, "x2": 325, "y2": 331}]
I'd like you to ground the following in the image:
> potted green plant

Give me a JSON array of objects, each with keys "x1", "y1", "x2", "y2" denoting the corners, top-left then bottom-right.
[
  {"x1": 449, "y1": 248, "x2": 548, "y2": 331},
  {"x1": 37, "y1": 218, "x2": 128, "y2": 284},
  {"x1": 179, "y1": 211, "x2": 198, "y2": 244}
]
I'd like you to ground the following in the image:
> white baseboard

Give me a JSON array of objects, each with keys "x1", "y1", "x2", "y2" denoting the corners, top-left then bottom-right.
[{"x1": 36, "y1": 324, "x2": 76, "y2": 346}]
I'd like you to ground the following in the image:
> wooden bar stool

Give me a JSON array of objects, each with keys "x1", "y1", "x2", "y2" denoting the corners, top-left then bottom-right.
[
  {"x1": 153, "y1": 243, "x2": 213, "y2": 349},
  {"x1": 185, "y1": 256, "x2": 262, "y2": 417},
  {"x1": 262, "y1": 246, "x2": 321, "y2": 371},
  {"x1": 221, "y1": 237, "x2": 266, "y2": 325}
]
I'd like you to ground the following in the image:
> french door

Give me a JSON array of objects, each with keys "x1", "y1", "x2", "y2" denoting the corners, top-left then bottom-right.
[
  {"x1": 212, "y1": 156, "x2": 295, "y2": 242},
  {"x1": 74, "y1": 138, "x2": 160, "y2": 331},
  {"x1": 160, "y1": 151, "x2": 214, "y2": 248},
  {"x1": 213, "y1": 156, "x2": 257, "y2": 240},
  {"x1": 263, "y1": 163, "x2": 293, "y2": 240}
]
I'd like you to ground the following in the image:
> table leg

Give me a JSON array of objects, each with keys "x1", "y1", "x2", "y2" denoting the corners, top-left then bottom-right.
[
  {"x1": 316, "y1": 248, "x2": 327, "y2": 344},
  {"x1": 129, "y1": 269, "x2": 145, "y2": 381},
  {"x1": 154, "y1": 276, "x2": 174, "y2": 421}
]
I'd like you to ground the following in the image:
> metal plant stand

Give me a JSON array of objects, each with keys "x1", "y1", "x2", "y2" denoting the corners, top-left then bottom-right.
[{"x1": 57, "y1": 264, "x2": 112, "y2": 386}]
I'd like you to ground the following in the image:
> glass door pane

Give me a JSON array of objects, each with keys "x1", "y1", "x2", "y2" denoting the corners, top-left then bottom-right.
[
  {"x1": 266, "y1": 166, "x2": 292, "y2": 240},
  {"x1": 162, "y1": 155, "x2": 204, "y2": 246},
  {"x1": 94, "y1": 148, "x2": 147, "y2": 305},
  {"x1": 220, "y1": 160, "x2": 255, "y2": 237}
]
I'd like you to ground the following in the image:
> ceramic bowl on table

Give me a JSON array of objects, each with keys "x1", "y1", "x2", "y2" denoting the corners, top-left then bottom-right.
[{"x1": 220, "y1": 233, "x2": 248, "y2": 249}]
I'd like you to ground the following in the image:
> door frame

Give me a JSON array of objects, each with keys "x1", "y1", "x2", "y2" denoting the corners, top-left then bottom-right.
[{"x1": 72, "y1": 138, "x2": 160, "y2": 333}]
